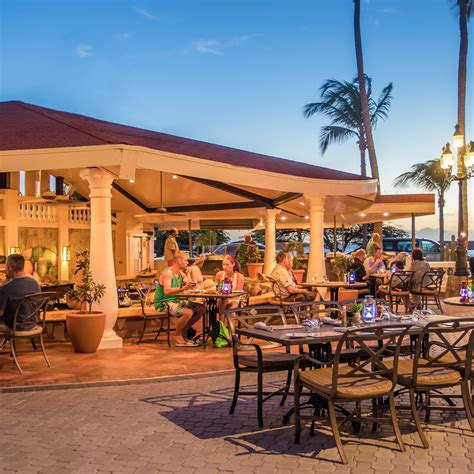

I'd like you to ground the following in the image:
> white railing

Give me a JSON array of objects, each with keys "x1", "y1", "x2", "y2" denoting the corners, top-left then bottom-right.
[
  {"x1": 19, "y1": 203, "x2": 56, "y2": 222},
  {"x1": 69, "y1": 207, "x2": 91, "y2": 224}
]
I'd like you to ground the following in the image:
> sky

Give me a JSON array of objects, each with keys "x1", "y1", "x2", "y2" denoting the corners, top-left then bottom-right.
[{"x1": 1, "y1": 0, "x2": 473, "y2": 240}]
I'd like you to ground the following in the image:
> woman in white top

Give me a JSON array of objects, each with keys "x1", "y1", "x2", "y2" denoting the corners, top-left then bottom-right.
[
  {"x1": 215, "y1": 254, "x2": 245, "y2": 316},
  {"x1": 186, "y1": 255, "x2": 205, "y2": 286}
]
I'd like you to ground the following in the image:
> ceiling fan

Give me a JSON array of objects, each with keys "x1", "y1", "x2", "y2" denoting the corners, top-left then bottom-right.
[{"x1": 155, "y1": 171, "x2": 167, "y2": 214}]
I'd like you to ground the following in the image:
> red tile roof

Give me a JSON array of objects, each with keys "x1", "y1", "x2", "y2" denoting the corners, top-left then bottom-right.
[{"x1": 0, "y1": 100, "x2": 370, "y2": 181}]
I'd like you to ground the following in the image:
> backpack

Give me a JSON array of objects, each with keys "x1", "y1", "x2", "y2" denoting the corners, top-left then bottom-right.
[{"x1": 211, "y1": 320, "x2": 231, "y2": 348}]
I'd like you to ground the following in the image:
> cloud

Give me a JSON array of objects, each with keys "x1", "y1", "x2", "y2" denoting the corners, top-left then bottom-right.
[
  {"x1": 195, "y1": 39, "x2": 223, "y2": 55},
  {"x1": 135, "y1": 7, "x2": 158, "y2": 20},
  {"x1": 75, "y1": 44, "x2": 93, "y2": 58},
  {"x1": 194, "y1": 33, "x2": 262, "y2": 55},
  {"x1": 119, "y1": 32, "x2": 131, "y2": 40}
]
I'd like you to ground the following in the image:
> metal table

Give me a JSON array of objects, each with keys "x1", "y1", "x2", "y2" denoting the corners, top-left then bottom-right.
[{"x1": 301, "y1": 281, "x2": 367, "y2": 301}]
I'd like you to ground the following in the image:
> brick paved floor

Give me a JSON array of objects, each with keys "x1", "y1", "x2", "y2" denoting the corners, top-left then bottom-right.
[{"x1": 1, "y1": 373, "x2": 473, "y2": 473}]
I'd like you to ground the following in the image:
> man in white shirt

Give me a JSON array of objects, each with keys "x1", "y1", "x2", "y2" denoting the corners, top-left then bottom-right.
[
  {"x1": 364, "y1": 245, "x2": 386, "y2": 295},
  {"x1": 164, "y1": 228, "x2": 179, "y2": 266},
  {"x1": 270, "y1": 251, "x2": 316, "y2": 302}
]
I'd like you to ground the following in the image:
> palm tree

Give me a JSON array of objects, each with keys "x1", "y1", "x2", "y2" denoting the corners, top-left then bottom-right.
[
  {"x1": 394, "y1": 160, "x2": 452, "y2": 250},
  {"x1": 354, "y1": 0, "x2": 379, "y2": 192},
  {"x1": 303, "y1": 76, "x2": 393, "y2": 177},
  {"x1": 455, "y1": 0, "x2": 472, "y2": 241}
]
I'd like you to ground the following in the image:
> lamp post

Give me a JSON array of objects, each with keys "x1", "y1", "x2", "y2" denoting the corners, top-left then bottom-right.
[{"x1": 440, "y1": 126, "x2": 474, "y2": 276}]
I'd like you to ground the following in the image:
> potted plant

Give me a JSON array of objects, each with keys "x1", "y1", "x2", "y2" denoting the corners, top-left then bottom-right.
[
  {"x1": 284, "y1": 242, "x2": 307, "y2": 283},
  {"x1": 66, "y1": 250, "x2": 106, "y2": 353},
  {"x1": 242, "y1": 244, "x2": 264, "y2": 278},
  {"x1": 347, "y1": 302, "x2": 363, "y2": 324},
  {"x1": 332, "y1": 255, "x2": 353, "y2": 282}
]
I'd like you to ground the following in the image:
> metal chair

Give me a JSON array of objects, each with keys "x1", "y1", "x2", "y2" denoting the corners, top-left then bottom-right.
[
  {"x1": 224, "y1": 304, "x2": 300, "y2": 428},
  {"x1": 377, "y1": 270, "x2": 414, "y2": 314},
  {"x1": 294, "y1": 324, "x2": 410, "y2": 464},
  {"x1": 386, "y1": 318, "x2": 474, "y2": 448},
  {"x1": 136, "y1": 286, "x2": 172, "y2": 347},
  {"x1": 0, "y1": 292, "x2": 55, "y2": 374},
  {"x1": 410, "y1": 270, "x2": 445, "y2": 313}
]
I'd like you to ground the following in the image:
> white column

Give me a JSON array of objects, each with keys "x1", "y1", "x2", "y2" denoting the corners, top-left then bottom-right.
[
  {"x1": 80, "y1": 168, "x2": 122, "y2": 349},
  {"x1": 306, "y1": 195, "x2": 326, "y2": 281},
  {"x1": 56, "y1": 203, "x2": 70, "y2": 281},
  {"x1": 263, "y1": 209, "x2": 280, "y2": 275},
  {"x1": 2, "y1": 189, "x2": 19, "y2": 255}
]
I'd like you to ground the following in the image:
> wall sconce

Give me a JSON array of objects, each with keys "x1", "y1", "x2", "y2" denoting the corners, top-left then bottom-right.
[
  {"x1": 9, "y1": 246, "x2": 20, "y2": 255},
  {"x1": 61, "y1": 246, "x2": 71, "y2": 261}
]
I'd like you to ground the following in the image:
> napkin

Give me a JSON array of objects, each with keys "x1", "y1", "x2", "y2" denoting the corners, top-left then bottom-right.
[
  {"x1": 254, "y1": 322, "x2": 271, "y2": 331},
  {"x1": 322, "y1": 317, "x2": 341, "y2": 326}
]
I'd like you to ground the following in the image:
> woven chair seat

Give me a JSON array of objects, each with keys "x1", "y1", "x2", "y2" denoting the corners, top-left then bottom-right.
[
  {"x1": 238, "y1": 352, "x2": 299, "y2": 369},
  {"x1": 0, "y1": 325, "x2": 43, "y2": 337},
  {"x1": 385, "y1": 359, "x2": 460, "y2": 387},
  {"x1": 300, "y1": 366, "x2": 392, "y2": 399},
  {"x1": 377, "y1": 288, "x2": 409, "y2": 296}
]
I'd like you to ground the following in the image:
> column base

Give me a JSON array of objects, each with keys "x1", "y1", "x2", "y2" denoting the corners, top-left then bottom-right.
[{"x1": 98, "y1": 331, "x2": 123, "y2": 350}]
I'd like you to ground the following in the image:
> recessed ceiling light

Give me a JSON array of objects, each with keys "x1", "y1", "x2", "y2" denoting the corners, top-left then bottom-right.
[
  {"x1": 281, "y1": 216, "x2": 287, "y2": 221},
  {"x1": 383, "y1": 212, "x2": 389, "y2": 217},
  {"x1": 304, "y1": 216, "x2": 309, "y2": 219},
  {"x1": 299, "y1": 201, "x2": 305, "y2": 206},
  {"x1": 129, "y1": 179, "x2": 135, "y2": 183},
  {"x1": 172, "y1": 175, "x2": 178, "y2": 179},
  {"x1": 360, "y1": 212, "x2": 366, "y2": 217}
]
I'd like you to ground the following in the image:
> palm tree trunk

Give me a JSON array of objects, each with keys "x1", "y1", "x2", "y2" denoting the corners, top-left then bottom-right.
[
  {"x1": 359, "y1": 138, "x2": 367, "y2": 177},
  {"x1": 457, "y1": 0, "x2": 469, "y2": 241},
  {"x1": 439, "y1": 191, "x2": 445, "y2": 253},
  {"x1": 354, "y1": 0, "x2": 380, "y2": 192}
]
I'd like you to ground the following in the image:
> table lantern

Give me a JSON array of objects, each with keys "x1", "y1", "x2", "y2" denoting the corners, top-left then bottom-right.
[
  {"x1": 348, "y1": 270, "x2": 356, "y2": 284},
  {"x1": 460, "y1": 281, "x2": 468, "y2": 303},
  {"x1": 362, "y1": 295, "x2": 376, "y2": 323},
  {"x1": 221, "y1": 278, "x2": 232, "y2": 294}
]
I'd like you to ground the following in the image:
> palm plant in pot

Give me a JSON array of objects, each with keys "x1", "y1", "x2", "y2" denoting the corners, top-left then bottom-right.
[
  {"x1": 66, "y1": 250, "x2": 106, "y2": 353},
  {"x1": 332, "y1": 255, "x2": 353, "y2": 282},
  {"x1": 284, "y1": 241, "x2": 307, "y2": 283},
  {"x1": 242, "y1": 244, "x2": 264, "y2": 278}
]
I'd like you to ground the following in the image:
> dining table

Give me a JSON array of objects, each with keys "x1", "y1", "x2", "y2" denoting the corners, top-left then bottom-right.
[
  {"x1": 175, "y1": 290, "x2": 246, "y2": 348},
  {"x1": 301, "y1": 281, "x2": 367, "y2": 301}
]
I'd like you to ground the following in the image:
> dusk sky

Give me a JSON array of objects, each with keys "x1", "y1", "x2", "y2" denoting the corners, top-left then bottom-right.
[{"x1": 1, "y1": 0, "x2": 473, "y2": 238}]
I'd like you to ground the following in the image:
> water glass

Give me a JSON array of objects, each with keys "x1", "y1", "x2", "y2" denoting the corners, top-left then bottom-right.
[{"x1": 302, "y1": 318, "x2": 320, "y2": 333}]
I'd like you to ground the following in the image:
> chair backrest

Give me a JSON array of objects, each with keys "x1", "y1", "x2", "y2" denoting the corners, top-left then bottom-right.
[
  {"x1": 289, "y1": 300, "x2": 341, "y2": 323},
  {"x1": 337, "y1": 289, "x2": 358, "y2": 302},
  {"x1": 12, "y1": 292, "x2": 55, "y2": 332},
  {"x1": 420, "y1": 270, "x2": 445, "y2": 293},
  {"x1": 329, "y1": 324, "x2": 412, "y2": 397},
  {"x1": 136, "y1": 285, "x2": 158, "y2": 315},
  {"x1": 266, "y1": 275, "x2": 283, "y2": 301},
  {"x1": 413, "y1": 318, "x2": 474, "y2": 383},
  {"x1": 387, "y1": 270, "x2": 414, "y2": 292},
  {"x1": 224, "y1": 304, "x2": 287, "y2": 348}
]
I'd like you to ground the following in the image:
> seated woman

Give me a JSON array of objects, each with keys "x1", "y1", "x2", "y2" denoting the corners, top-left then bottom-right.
[
  {"x1": 186, "y1": 255, "x2": 205, "y2": 286},
  {"x1": 409, "y1": 248, "x2": 431, "y2": 309},
  {"x1": 215, "y1": 255, "x2": 245, "y2": 316}
]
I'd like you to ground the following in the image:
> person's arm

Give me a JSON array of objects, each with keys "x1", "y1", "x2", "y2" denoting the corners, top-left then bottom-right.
[
  {"x1": 234, "y1": 273, "x2": 245, "y2": 291},
  {"x1": 0, "y1": 287, "x2": 6, "y2": 316},
  {"x1": 162, "y1": 270, "x2": 193, "y2": 296}
]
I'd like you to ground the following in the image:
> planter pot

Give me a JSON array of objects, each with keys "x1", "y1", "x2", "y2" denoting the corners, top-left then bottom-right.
[
  {"x1": 66, "y1": 311, "x2": 106, "y2": 353},
  {"x1": 246, "y1": 263, "x2": 264, "y2": 279},
  {"x1": 293, "y1": 269, "x2": 305, "y2": 284}
]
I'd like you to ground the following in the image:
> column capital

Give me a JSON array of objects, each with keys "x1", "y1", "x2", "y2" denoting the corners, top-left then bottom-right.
[
  {"x1": 304, "y1": 194, "x2": 325, "y2": 212},
  {"x1": 265, "y1": 208, "x2": 281, "y2": 220},
  {"x1": 80, "y1": 168, "x2": 115, "y2": 189}
]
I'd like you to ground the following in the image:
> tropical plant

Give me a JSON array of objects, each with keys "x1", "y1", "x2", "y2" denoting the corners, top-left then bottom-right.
[
  {"x1": 394, "y1": 160, "x2": 452, "y2": 249},
  {"x1": 66, "y1": 250, "x2": 106, "y2": 314},
  {"x1": 454, "y1": 0, "x2": 472, "y2": 240},
  {"x1": 284, "y1": 241, "x2": 307, "y2": 269},
  {"x1": 349, "y1": 302, "x2": 363, "y2": 314},
  {"x1": 332, "y1": 255, "x2": 353, "y2": 281},
  {"x1": 303, "y1": 76, "x2": 392, "y2": 178},
  {"x1": 239, "y1": 244, "x2": 263, "y2": 269}
]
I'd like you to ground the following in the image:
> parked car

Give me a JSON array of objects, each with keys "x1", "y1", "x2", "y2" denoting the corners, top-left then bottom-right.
[
  {"x1": 212, "y1": 240, "x2": 265, "y2": 256},
  {"x1": 382, "y1": 238, "x2": 441, "y2": 261}
]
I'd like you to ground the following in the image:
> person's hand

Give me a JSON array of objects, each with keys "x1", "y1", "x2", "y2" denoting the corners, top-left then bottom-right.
[{"x1": 182, "y1": 281, "x2": 196, "y2": 290}]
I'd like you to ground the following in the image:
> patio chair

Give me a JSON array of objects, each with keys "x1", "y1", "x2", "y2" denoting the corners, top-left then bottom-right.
[
  {"x1": 136, "y1": 286, "x2": 172, "y2": 347},
  {"x1": 377, "y1": 270, "x2": 414, "y2": 314},
  {"x1": 266, "y1": 275, "x2": 297, "y2": 315},
  {"x1": 294, "y1": 324, "x2": 411, "y2": 464},
  {"x1": 337, "y1": 288, "x2": 358, "y2": 302},
  {"x1": 0, "y1": 292, "x2": 55, "y2": 375},
  {"x1": 224, "y1": 304, "x2": 300, "y2": 428},
  {"x1": 386, "y1": 318, "x2": 474, "y2": 448},
  {"x1": 410, "y1": 270, "x2": 445, "y2": 314}
]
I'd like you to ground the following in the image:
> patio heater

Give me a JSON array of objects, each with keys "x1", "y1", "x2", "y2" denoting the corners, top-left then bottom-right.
[{"x1": 439, "y1": 125, "x2": 474, "y2": 277}]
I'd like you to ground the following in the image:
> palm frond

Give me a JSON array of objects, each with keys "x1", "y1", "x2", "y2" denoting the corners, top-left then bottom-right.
[{"x1": 319, "y1": 126, "x2": 357, "y2": 154}]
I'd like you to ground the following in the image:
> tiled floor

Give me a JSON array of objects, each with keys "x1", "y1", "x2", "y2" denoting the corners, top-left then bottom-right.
[{"x1": 0, "y1": 338, "x2": 234, "y2": 389}]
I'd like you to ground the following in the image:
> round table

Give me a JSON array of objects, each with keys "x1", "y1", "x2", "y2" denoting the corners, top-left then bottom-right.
[
  {"x1": 443, "y1": 296, "x2": 474, "y2": 306},
  {"x1": 301, "y1": 281, "x2": 367, "y2": 301}
]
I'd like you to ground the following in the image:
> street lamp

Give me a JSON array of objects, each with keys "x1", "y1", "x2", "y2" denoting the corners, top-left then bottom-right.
[{"x1": 440, "y1": 126, "x2": 474, "y2": 276}]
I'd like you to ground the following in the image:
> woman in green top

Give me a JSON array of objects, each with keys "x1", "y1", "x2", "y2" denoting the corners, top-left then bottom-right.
[
  {"x1": 366, "y1": 232, "x2": 382, "y2": 257},
  {"x1": 154, "y1": 252, "x2": 205, "y2": 347}
]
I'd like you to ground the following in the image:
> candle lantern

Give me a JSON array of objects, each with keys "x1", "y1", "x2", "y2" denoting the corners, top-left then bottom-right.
[{"x1": 362, "y1": 295, "x2": 377, "y2": 323}]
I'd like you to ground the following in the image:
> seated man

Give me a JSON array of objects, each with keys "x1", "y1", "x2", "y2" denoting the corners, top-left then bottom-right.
[
  {"x1": 349, "y1": 249, "x2": 367, "y2": 282},
  {"x1": 364, "y1": 245, "x2": 386, "y2": 296},
  {"x1": 154, "y1": 252, "x2": 205, "y2": 347},
  {"x1": 0, "y1": 254, "x2": 41, "y2": 332},
  {"x1": 270, "y1": 251, "x2": 316, "y2": 302}
]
